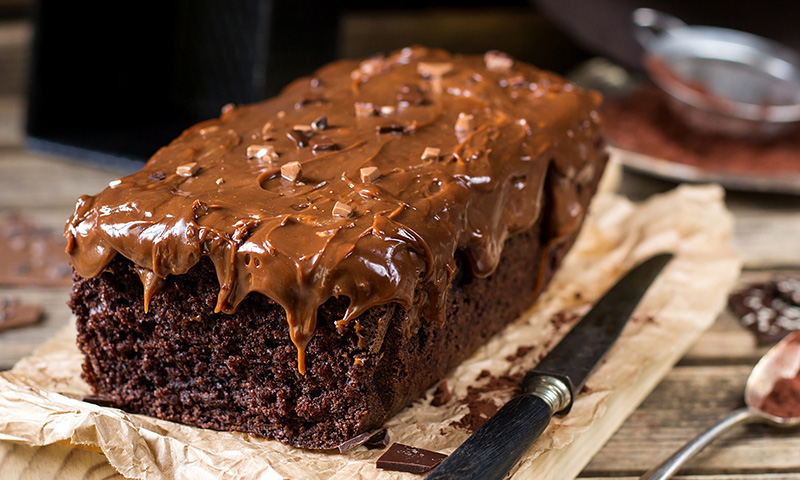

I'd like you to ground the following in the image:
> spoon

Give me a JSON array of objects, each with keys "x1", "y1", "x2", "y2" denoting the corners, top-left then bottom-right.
[{"x1": 640, "y1": 330, "x2": 800, "y2": 480}]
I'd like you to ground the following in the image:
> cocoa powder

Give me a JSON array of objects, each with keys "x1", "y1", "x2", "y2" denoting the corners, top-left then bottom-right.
[
  {"x1": 761, "y1": 371, "x2": 800, "y2": 418},
  {"x1": 603, "y1": 87, "x2": 800, "y2": 175}
]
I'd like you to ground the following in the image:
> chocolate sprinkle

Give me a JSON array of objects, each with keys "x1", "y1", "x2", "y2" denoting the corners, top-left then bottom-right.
[
  {"x1": 295, "y1": 95, "x2": 326, "y2": 109},
  {"x1": 286, "y1": 130, "x2": 312, "y2": 149},
  {"x1": 376, "y1": 123, "x2": 406, "y2": 135},
  {"x1": 311, "y1": 116, "x2": 329, "y2": 131},
  {"x1": 310, "y1": 136, "x2": 338, "y2": 152},
  {"x1": 376, "y1": 443, "x2": 447, "y2": 473}
]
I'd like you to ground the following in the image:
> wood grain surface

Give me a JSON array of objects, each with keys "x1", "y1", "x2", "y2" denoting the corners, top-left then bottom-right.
[{"x1": 2, "y1": 18, "x2": 800, "y2": 480}]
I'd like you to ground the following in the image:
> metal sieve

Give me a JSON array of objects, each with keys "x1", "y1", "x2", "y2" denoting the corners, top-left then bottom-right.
[{"x1": 632, "y1": 8, "x2": 800, "y2": 139}]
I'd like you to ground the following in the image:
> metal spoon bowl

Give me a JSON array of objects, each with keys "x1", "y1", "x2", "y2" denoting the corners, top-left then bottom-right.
[{"x1": 640, "y1": 330, "x2": 800, "y2": 480}]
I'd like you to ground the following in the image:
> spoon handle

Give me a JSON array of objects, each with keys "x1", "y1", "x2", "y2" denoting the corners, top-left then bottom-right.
[{"x1": 639, "y1": 407, "x2": 761, "y2": 480}]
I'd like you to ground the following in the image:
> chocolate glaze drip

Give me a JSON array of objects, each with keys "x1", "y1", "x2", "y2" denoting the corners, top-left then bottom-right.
[{"x1": 65, "y1": 47, "x2": 604, "y2": 374}]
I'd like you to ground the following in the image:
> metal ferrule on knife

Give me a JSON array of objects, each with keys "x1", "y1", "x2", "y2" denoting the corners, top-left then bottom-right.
[{"x1": 522, "y1": 373, "x2": 573, "y2": 415}]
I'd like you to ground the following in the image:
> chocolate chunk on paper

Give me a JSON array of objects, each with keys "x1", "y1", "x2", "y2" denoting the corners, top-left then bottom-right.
[
  {"x1": 729, "y1": 275, "x2": 800, "y2": 344},
  {"x1": 376, "y1": 443, "x2": 447, "y2": 473},
  {"x1": 336, "y1": 429, "x2": 389, "y2": 453},
  {"x1": 0, "y1": 298, "x2": 43, "y2": 332}
]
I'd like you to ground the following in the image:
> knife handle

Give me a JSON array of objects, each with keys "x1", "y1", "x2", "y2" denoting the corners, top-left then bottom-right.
[{"x1": 426, "y1": 376, "x2": 571, "y2": 480}]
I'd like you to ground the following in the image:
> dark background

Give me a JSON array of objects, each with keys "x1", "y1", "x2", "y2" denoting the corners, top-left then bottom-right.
[{"x1": 11, "y1": 0, "x2": 800, "y2": 170}]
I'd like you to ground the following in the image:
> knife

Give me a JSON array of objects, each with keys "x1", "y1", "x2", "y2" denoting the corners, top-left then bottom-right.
[{"x1": 426, "y1": 253, "x2": 673, "y2": 480}]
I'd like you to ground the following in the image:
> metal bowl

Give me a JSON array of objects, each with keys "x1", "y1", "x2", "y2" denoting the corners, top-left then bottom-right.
[{"x1": 632, "y1": 8, "x2": 800, "y2": 139}]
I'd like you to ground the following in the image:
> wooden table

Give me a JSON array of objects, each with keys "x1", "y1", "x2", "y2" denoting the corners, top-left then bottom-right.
[{"x1": 3, "y1": 18, "x2": 800, "y2": 480}]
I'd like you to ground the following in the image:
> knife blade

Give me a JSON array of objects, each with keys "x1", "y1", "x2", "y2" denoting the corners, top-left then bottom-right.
[{"x1": 426, "y1": 252, "x2": 673, "y2": 480}]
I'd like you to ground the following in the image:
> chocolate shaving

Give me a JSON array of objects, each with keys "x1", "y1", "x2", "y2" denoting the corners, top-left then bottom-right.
[
  {"x1": 430, "y1": 381, "x2": 452, "y2": 406},
  {"x1": 505, "y1": 345, "x2": 536, "y2": 363},
  {"x1": 450, "y1": 371, "x2": 523, "y2": 432},
  {"x1": 376, "y1": 443, "x2": 447, "y2": 473},
  {"x1": 148, "y1": 171, "x2": 166, "y2": 181}
]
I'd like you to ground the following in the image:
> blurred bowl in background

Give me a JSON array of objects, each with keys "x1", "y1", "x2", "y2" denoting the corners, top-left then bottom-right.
[{"x1": 632, "y1": 7, "x2": 800, "y2": 140}]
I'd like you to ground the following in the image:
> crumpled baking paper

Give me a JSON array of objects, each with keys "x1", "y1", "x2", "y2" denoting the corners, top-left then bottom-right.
[{"x1": 0, "y1": 183, "x2": 741, "y2": 480}]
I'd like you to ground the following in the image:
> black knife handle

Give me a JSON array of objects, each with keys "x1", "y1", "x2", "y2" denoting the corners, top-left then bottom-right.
[{"x1": 425, "y1": 393, "x2": 555, "y2": 480}]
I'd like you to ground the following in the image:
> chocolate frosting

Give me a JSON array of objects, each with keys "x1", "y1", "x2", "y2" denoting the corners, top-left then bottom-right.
[{"x1": 65, "y1": 47, "x2": 604, "y2": 373}]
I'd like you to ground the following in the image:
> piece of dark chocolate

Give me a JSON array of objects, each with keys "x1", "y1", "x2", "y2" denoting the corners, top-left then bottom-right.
[
  {"x1": 82, "y1": 395, "x2": 117, "y2": 408},
  {"x1": 729, "y1": 277, "x2": 800, "y2": 344},
  {"x1": 363, "y1": 429, "x2": 390, "y2": 449},
  {"x1": 336, "y1": 428, "x2": 390, "y2": 453},
  {"x1": 376, "y1": 443, "x2": 447, "y2": 473}
]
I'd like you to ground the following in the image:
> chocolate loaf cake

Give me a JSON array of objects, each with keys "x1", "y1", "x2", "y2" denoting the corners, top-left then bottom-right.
[{"x1": 66, "y1": 47, "x2": 607, "y2": 449}]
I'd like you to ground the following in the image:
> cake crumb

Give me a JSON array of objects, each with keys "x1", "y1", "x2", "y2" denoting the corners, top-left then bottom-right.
[{"x1": 430, "y1": 381, "x2": 452, "y2": 406}]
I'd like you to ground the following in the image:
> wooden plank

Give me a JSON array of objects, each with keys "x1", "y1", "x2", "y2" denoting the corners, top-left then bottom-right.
[
  {"x1": 582, "y1": 365, "x2": 800, "y2": 477},
  {"x1": 0, "y1": 21, "x2": 30, "y2": 96},
  {"x1": 0, "y1": 287, "x2": 73, "y2": 370},
  {"x1": 680, "y1": 271, "x2": 778, "y2": 365},
  {"x1": 0, "y1": 95, "x2": 23, "y2": 147},
  {"x1": 0, "y1": 149, "x2": 120, "y2": 216},
  {"x1": 617, "y1": 170, "x2": 800, "y2": 269}
]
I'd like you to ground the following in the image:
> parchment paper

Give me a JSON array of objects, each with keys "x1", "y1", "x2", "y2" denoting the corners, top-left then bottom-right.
[{"x1": 0, "y1": 184, "x2": 742, "y2": 480}]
